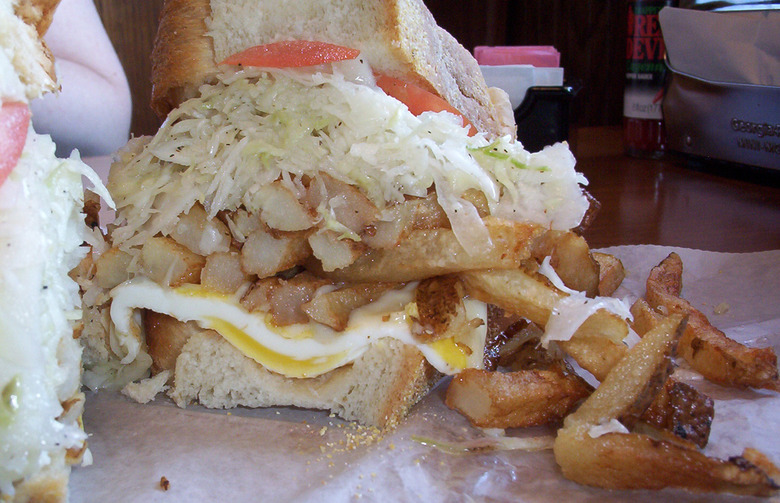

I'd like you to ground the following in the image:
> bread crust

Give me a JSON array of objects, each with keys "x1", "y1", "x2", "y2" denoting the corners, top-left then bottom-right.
[
  {"x1": 4, "y1": 0, "x2": 60, "y2": 98},
  {"x1": 151, "y1": 0, "x2": 216, "y2": 118},
  {"x1": 13, "y1": 0, "x2": 59, "y2": 35},
  {"x1": 150, "y1": 0, "x2": 515, "y2": 137}
]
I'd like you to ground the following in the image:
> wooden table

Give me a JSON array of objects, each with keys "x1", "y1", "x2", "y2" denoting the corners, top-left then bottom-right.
[{"x1": 571, "y1": 127, "x2": 780, "y2": 253}]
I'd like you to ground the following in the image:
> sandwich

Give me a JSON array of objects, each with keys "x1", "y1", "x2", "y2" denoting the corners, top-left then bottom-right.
[
  {"x1": 76, "y1": 0, "x2": 595, "y2": 429},
  {"x1": 0, "y1": 0, "x2": 110, "y2": 500}
]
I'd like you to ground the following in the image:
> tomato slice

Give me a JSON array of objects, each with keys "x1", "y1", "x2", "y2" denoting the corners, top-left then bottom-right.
[
  {"x1": 0, "y1": 101, "x2": 31, "y2": 187},
  {"x1": 375, "y1": 74, "x2": 477, "y2": 136},
  {"x1": 219, "y1": 40, "x2": 361, "y2": 68},
  {"x1": 220, "y1": 41, "x2": 476, "y2": 135}
]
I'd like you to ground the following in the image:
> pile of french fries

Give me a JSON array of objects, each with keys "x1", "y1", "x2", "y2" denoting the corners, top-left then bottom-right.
[{"x1": 442, "y1": 240, "x2": 780, "y2": 496}]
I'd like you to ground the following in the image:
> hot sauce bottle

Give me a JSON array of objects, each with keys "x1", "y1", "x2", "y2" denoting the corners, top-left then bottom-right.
[{"x1": 624, "y1": 0, "x2": 675, "y2": 158}]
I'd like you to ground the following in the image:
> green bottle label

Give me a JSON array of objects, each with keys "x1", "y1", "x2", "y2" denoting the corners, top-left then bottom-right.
[{"x1": 624, "y1": 2, "x2": 669, "y2": 120}]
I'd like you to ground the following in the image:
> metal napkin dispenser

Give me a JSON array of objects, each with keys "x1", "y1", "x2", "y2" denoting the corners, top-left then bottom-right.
[
  {"x1": 664, "y1": 67, "x2": 780, "y2": 171},
  {"x1": 660, "y1": 7, "x2": 780, "y2": 171}
]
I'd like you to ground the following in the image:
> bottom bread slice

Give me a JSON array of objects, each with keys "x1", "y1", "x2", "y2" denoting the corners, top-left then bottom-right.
[{"x1": 170, "y1": 330, "x2": 442, "y2": 429}]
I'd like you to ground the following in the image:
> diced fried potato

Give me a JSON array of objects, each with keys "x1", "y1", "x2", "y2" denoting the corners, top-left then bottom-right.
[
  {"x1": 301, "y1": 283, "x2": 394, "y2": 331},
  {"x1": 319, "y1": 217, "x2": 546, "y2": 283},
  {"x1": 241, "y1": 228, "x2": 311, "y2": 278},
  {"x1": 241, "y1": 273, "x2": 329, "y2": 326},
  {"x1": 94, "y1": 247, "x2": 133, "y2": 289},
  {"x1": 201, "y1": 251, "x2": 248, "y2": 294},
  {"x1": 361, "y1": 193, "x2": 448, "y2": 250},
  {"x1": 170, "y1": 203, "x2": 231, "y2": 256},
  {"x1": 646, "y1": 253, "x2": 780, "y2": 391},
  {"x1": 141, "y1": 236, "x2": 205, "y2": 287},
  {"x1": 255, "y1": 180, "x2": 317, "y2": 231},
  {"x1": 412, "y1": 276, "x2": 470, "y2": 343},
  {"x1": 223, "y1": 208, "x2": 262, "y2": 243},
  {"x1": 593, "y1": 251, "x2": 626, "y2": 296},
  {"x1": 568, "y1": 309, "x2": 629, "y2": 344},
  {"x1": 532, "y1": 230, "x2": 600, "y2": 296},
  {"x1": 308, "y1": 229, "x2": 366, "y2": 272},
  {"x1": 361, "y1": 215, "x2": 404, "y2": 250},
  {"x1": 319, "y1": 174, "x2": 380, "y2": 234},
  {"x1": 240, "y1": 279, "x2": 273, "y2": 314},
  {"x1": 445, "y1": 366, "x2": 591, "y2": 429},
  {"x1": 403, "y1": 193, "x2": 451, "y2": 232}
]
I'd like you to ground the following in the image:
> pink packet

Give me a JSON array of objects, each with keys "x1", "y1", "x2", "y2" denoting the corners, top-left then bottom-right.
[{"x1": 474, "y1": 46, "x2": 560, "y2": 67}]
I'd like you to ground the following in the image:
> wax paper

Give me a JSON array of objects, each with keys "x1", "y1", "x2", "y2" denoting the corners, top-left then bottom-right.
[{"x1": 68, "y1": 243, "x2": 780, "y2": 503}]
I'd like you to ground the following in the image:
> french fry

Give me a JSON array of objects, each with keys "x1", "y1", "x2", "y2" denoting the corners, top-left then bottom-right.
[
  {"x1": 315, "y1": 217, "x2": 546, "y2": 283},
  {"x1": 557, "y1": 336, "x2": 627, "y2": 382},
  {"x1": 646, "y1": 253, "x2": 780, "y2": 391},
  {"x1": 460, "y1": 267, "x2": 559, "y2": 327},
  {"x1": 554, "y1": 314, "x2": 780, "y2": 496},
  {"x1": 555, "y1": 427, "x2": 780, "y2": 496},
  {"x1": 637, "y1": 378, "x2": 713, "y2": 449},
  {"x1": 445, "y1": 365, "x2": 591, "y2": 429},
  {"x1": 563, "y1": 314, "x2": 684, "y2": 426},
  {"x1": 531, "y1": 230, "x2": 600, "y2": 297},
  {"x1": 629, "y1": 298, "x2": 663, "y2": 336},
  {"x1": 593, "y1": 251, "x2": 626, "y2": 297},
  {"x1": 460, "y1": 268, "x2": 629, "y2": 344}
]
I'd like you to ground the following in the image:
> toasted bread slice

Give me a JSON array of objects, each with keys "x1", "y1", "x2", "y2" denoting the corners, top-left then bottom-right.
[
  {"x1": 138, "y1": 311, "x2": 441, "y2": 429},
  {"x1": 170, "y1": 329, "x2": 442, "y2": 430},
  {"x1": 150, "y1": 0, "x2": 515, "y2": 137}
]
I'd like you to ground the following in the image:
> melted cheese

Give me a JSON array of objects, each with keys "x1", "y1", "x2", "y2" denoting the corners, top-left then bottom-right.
[{"x1": 109, "y1": 279, "x2": 486, "y2": 378}]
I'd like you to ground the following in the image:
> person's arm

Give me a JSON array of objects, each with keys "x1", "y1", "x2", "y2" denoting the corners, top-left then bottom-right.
[{"x1": 30, "y1": 0, "x2": 132, "y2": 157}]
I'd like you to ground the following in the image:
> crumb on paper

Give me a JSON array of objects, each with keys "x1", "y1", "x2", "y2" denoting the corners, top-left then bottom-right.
[
  {"x1": 121, "y1": 370, "x2": 171, "y2": 404},
  {"x1": 159, "y1": 476, "x2": 170, "y2": 491},
  {"x1": 713, "y1": 302, "x2": 730, "y2": 315}
]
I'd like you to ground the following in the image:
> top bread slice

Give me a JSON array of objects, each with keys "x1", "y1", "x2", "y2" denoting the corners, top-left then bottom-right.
[{"x1": 150, "y1": 0, "x2": 515, "y2": 137}]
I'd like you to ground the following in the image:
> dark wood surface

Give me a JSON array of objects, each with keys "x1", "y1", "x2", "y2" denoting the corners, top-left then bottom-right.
[
  {"x1": 572, "y1": 127, "x2": 780, "y2": 253},
  {"x1": 94, "y1": 0, "x2": 629, "y2": 137}
]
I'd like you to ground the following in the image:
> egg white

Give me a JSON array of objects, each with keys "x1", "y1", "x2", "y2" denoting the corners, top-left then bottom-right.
[{"x1": 110, "y1": 278, "x2": 487, "y2": 378}]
